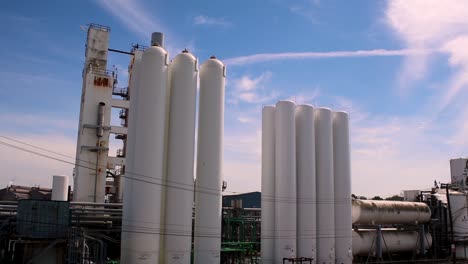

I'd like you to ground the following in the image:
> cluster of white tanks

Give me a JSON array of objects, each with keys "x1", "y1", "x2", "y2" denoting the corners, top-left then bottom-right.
[
  {"x1": 121, "y1": 34, "x2": 226, "y2": 264},
  {"x1": 261, "y1": 101, "x2": 352, "y2": 264}
]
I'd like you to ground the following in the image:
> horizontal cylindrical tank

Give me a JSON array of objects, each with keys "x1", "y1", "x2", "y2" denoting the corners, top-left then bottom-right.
[
  {"x1": 194, "y1": 57, "x2": 226, "y2": 264},
  {"x1": 352, "y1": 230, "x2": 432, "y2": 256},
  {"x1": 164, "y1": 51, "x2": 198, "y2": 264},
  {"x1": 352, "y1": 200, "x2": 431, "y2": 225},
  {"x1": 275, "y1": 100, "x2": 297, "y2": 263},
  {"x1": 121, "y1": 45, "x2": 169, "y2": 264},
  {"x1": 261, "y1": 105, "x2": 276, "y2": 264},
  {"x1": 51, "y1": 175, "x2": 69, "y2": 201},
  {"x1": 315, "y1": 107, "x2": 335, "y2": 264},
  {"x1": 295, "y1": 104, "x2": 316, "y2": 261},
  {"x1": 333, "y1": 111, "x2": 352, "y2": 264}
]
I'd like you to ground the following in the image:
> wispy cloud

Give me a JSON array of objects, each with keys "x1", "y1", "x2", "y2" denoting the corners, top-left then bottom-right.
[
  {"x1": 97, "y1": 0, "x2": 164, "y2": 42},
  {"x1": 193, "y1": 15, "x2": 230, "y2": 26},
  {"x1": 230, "y1": 72, "x2": 278, "y2": 104},
  {"x1": 234, "y1": 72, "x2": 272, "y2": 91},
  {"x1": 224, "y1": 48, "x2": 432, "y2": 65},
  {"x1": 386, "y1": 0, "x2": 468, "y2": 93}
]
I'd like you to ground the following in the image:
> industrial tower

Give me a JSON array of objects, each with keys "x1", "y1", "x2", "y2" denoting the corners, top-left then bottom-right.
[{"x1": 73, "y1": 24, "x2": 129, "y2": 203}]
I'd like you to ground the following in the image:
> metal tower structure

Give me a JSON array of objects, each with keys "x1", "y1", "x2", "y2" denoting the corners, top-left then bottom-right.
[{"x1": 73, "y1": 24, "x2": 128, "y2": 202}]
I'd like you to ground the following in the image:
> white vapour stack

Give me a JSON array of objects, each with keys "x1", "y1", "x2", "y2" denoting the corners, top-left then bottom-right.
[
  {"x1": 315, "y1": 107, "x2": 335, "y2": 264},
  {"x1": 274, "y1": 100, "x2": 297, "y2": 262},
  {"x1": 121, "y1": 45, "x2": 169, "y2": 263},
  {"x1": 120, "y1": 49, "x2": 143, "y2": 202},
  {"x1": 51, "y1": 175, "x2": 69, "y2": 201},
  {"x1": 333, "y1": 111, "x2": 352, "y2": 264},
  {"x1": 194, "y1": 56, "x2": 226, "y2": 264},
  {"x1": 261, "y1": 105, "x2": 276, "y2": 264},
  {"x1": 295, "y1": 105, "x2": 317, "y2": 261},
  {"x1": 164, "y1": 50, "x2": 198, "y2": 264}
]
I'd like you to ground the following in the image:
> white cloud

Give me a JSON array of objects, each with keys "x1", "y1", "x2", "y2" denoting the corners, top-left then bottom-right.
[
  {"x1": 287, "y1": 87, "x2": 320, "y2": 105},
  {"x1": 97, "y1": 0, "x2": 192, "y2": 56},
  {"x1": 97, "y1": 0, "x2": 163, "y2": 41},
  {"x1": 224, "y1": 48, "x2": 431, "y2": 66},
  {"x1": 237, "y1": 117, "x2": 255, "y2": 124},
  {"x1": 385, "y1": 0, "x2": 468, "y2": 91},
  {"x1": 230, "y1": 72, "x2": 278, "y2": 104},
  {"x1": 193, "y1": 15, "x2": 230, "y2": 26},
  {"x1": 234, "y1": 72, "x2": 272, "y2": 91},
  {"x1": 0, "y1": 133, "x2": 76, "y2": 189}
]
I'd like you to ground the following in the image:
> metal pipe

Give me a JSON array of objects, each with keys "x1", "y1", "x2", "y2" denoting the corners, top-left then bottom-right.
[
  {"x1": 71, "y1": 202, "x2": 122, "y2": 207},
  {"x1": 108, "y1": 48, "x2": 134, "y2": 56},
  {"x1": 444, "y1": 184, "x2": 456, "y2": 263}
]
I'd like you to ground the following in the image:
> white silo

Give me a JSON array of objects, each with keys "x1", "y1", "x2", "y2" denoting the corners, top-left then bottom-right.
[
  {"x1": 332, "y1": 111, "x2": 352, "y2": 264},
  {"x1": 295, "y1": 104, "x2": 316, "y2": 261},
  {"x1": 121, "y1": 44, "x2": 169, "y2": 264},
  {"x1": 315, "y1": 107, "x2": 335, "y2": 264},
  {"x1": 261, "y1": 105, "x2": 276, "y2": 264},
  {"x1": 274, "y1": 100, "x2": 297, "y2": 263},
  {"x1": 164, "y1": 50, "x2": 198, "y2": 264},
  {"x1": 120, "y1": 49, "x2": 143, "y2": 202},
  {"x1": 51, "y1": 175, "x2": 69, "y2": 201},
  {"x1": 194, "y1": 56, "x2": 226, "y2": 264}
]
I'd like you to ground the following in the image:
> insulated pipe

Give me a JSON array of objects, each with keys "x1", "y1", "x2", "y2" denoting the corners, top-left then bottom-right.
[
  {"x1": 315, "y1": 107, "x2": 335, "y2": 264},
  {"x1": 51, "y1": 175, "x2": 69, "y2": 201},
  {"x1": 295, "y1": 104, "x2": 317, "y2": 261},
  {"x1": 164, "y1": 51, "x2": 198, "y2": 264},
  {"x1": 194, "y1": 56, "x2": 226, "y2": 264},
  {"x1": 333, "y1": 111, "x2": 352, "y2": 264},
  {"x1": 261, "y1": 105, "x2": 276, "y2": 264},
  {"x1": 274, "y1": 100, "x2": 297, "y2": 263},
  {"x1": 120, "y1": 45, "x2": 169, "y2": 264},
  {"x1": 352, "y1": 200, "x2": 431, "y2": 225}
]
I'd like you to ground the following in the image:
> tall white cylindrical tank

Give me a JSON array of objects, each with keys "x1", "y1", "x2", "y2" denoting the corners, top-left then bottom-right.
[
  {"x1": 261, "y1": 105, "x2": 276, "y2": 264},
  {"x1": 164, "y1": 51, "x2": 198, "y2": 264},
  {"x1": 352, "y1": 230, "x2": 432, "y2": 256},
  {"x1": 51, "y1": 175, "x2": 69, "y2": 201},
  {"x1": 194, "y1": 57, "x2": 226, "y2": 264},
  {"x1": 314, "y1": 107, "x2": 335, "y2": 264},
  {"x1": 121, "y1": 45, "x2": 169, "y2": 264},
  {"x1": 332, "y1": 111, "x2": 352, "y2": 264},
  {"x1": 121, "y1": 50, "x2": 143, "y2": 203},
  {"x1": 295, "y1": 104, "x2": 316, "y2": 261},
  {"x1": 274, "y1": 100, "x2": 297, "y2": 263},
  {"x1": 352, "y1": 200, "x2": 431, "y2": 225}
]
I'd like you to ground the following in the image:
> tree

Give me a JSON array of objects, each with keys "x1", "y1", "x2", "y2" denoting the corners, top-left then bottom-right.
[
  {"x1": 385, "y1": 195, "x2": 404, "y2": 201},
  {"x1": 371, "y1": 196, "x2": 384, "y2": 200}
]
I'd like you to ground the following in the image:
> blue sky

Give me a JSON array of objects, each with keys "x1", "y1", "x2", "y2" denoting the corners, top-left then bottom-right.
[{"x1": 1, "y1": 0, "x2": 468, "y2": 197}]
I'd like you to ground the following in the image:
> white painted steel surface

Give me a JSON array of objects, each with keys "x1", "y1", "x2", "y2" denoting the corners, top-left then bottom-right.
[
  {"x1": 352, "y1": 200, "x2": 431, "y2": 225},
  {"x1": 333, "y1": 111, "x2": 352, "y2": 264},
  {"x1": 352, "y1": 230, "x2": 432, "y2": 256},
  {"x1": 295, "y1": 104, "x2": 316, "y2": 261},
  {"x1": 121, "y1": 50, "x2": 143, "y2": 203},
  {"x1": 121, "y1": 45, "x2": 169, "y2": 264},
  {"x1": 74, "y1": 25, "x2": 112, "y2": 202},
  {"x1": 51, "y1": 175, "x2": 69, "y2": 201},
  {"x1": 194, "y1": 57, "x2": 226, "y2": 264},
  {"x1": 314, "y1": 107, "x2": 335, "y2": 264},
  {"x1": 261, "y1": 105, "x2": 276, "y2": 264},
  {"x1": 449, "y1": 193, "x2": 468, "y2": 239},
  {"x1": 274, "y1": 100, "x2": 297, "y2": 263},
  {"x1": 164, "y1": 51, "x2": 198, "y2": 264},
  {"x1": 450, "y1": 158, "x2": 468, "y2": 187}
]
